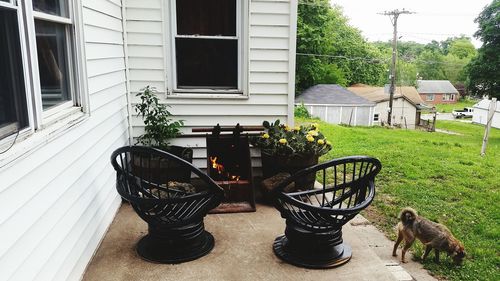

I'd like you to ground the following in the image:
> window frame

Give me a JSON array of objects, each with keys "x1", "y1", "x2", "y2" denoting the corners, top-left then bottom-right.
[
  {"x1": 426, "y1": 94, "x2": 434, "y2": 101},
  {"x1": 0, "y1": 0, "x2": 36, "y2": 143},
  {"x1": 373, "y1": 113, "x2": 380, "y2": 122},
  {"x1": 165, "y1": 0, "x2": 248, "y2": 98},
  {"x1": 0, "y1": 0, "x2": 87, "y2": 148}
]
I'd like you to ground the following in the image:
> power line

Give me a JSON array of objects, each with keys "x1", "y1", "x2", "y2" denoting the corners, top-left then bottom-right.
[{"x1": 296, "y1": 52, "x2": 388, "y2": 63}]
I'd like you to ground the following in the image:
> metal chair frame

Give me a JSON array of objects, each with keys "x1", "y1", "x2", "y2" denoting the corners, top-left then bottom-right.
[
  {"x1": 271, "y1": 156, "x2": 382, "y2": 268},
  {"x1": 111, "y1": 145, "x2": 224, "y2": 264}
]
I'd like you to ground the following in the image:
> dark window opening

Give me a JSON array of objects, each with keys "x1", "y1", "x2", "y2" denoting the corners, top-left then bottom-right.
[
  {"x1": 176, "y1": 0, "x2": 236, "y2": 36},
  {"x1": 0, "y1": 7, "x2": 28, "y2": 139},
  {"x1": 176, "y1": 38, "x2": 237, "y2": 89}
]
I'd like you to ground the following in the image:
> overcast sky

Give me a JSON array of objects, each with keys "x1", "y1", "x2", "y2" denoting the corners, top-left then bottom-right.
[{"x1": 329, "y1": 0, "x2": 492, "y2": 48}]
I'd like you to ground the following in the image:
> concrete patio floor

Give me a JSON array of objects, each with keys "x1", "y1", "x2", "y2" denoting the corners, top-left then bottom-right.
[{"x1": 83, "y1": 203, "x2": 437, "y2": 281}]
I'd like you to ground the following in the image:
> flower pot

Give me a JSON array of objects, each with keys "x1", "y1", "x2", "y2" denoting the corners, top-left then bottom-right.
[
  {"x1": 132, "y1": 146, "x2": 194, "y2": 183},
  {"x1": 261, "y1": 151, "x2": 318, "y2": 190}
]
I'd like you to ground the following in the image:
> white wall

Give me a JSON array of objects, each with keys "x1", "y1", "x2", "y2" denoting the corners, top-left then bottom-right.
[
  {"x1": 473, "y1": 100, "x2": 500, "y2": 129},
  {"x1": 374, "y1": 98, "x2": 417, "y2": 129},
  {"x1": 304, "y1": 104, "x2": 374, "y2": 126},
  {"x1": 125, "y1": 0, "x2": 297, "y2": 169},
  {"x1": 0, "y1": 1, "x2": 129, "y2": 280}
]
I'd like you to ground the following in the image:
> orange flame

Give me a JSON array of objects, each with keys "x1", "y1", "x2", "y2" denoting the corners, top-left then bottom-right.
[{"x1": 209, "y1": 156, "x2": 241, "y2": 182}]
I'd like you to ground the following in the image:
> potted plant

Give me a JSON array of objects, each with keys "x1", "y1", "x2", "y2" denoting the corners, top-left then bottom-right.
[
  {"x1": 134, "y1": 86, "x2": 193, "y2": 181},
  {"x1": 251, "y1": 120, "x2": 332, "y2": 189}
]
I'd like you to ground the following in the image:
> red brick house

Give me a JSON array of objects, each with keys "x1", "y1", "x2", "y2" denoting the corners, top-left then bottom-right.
[{"x1": 417, "y1": 80, "x2": 459, "y2": 104}]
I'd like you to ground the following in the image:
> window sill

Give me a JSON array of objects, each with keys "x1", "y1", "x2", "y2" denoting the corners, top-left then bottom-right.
[
  {"x1": 0, "y1": 108, "x2": 88, "y2": 170},
  {"x1": 167, "y1": 91, "x2": 248, "y2": 100}
]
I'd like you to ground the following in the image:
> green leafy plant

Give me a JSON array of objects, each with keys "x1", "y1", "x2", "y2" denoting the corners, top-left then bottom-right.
[
  {"x1": 251, "y1": 119, "x2": 332, "y2": 158},
  {"x1": 294, "y1": 103, "x2": 311, "y2": 118},
  {"x1": 134, "y1": 86, "x2": 183, "y2": 149}
]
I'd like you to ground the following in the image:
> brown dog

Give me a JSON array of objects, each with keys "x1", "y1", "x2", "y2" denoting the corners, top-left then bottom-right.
[{"x1": 392, "y1": 208, "x2": 465, "y2": 265}]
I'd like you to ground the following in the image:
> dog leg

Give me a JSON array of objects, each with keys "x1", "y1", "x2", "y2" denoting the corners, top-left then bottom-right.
[
  {"x1": 401, "y1": 239, "x2": 414, "y2": 263},
  {"x1": 434, "y1": 249, "x2": 440, "y2": 263},
  {"x1": 422, "y1": 245, "x2": 432, "y2": 260},
  {"x1": 393, "y1": 230, "x2": 404, "y2": 257}
]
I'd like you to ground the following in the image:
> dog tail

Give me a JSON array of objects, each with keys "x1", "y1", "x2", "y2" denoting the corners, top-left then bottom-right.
[{"x1": 400, "y1": 207, "x2": 417, "y2": 225}]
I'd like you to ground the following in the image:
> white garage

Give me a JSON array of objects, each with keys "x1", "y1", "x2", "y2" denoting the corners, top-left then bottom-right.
[
  {"x1": 473, "y1": 99, "x2": 500, "y2": 129},
  {"x1": 295, "y1": 84, "x2": 376, "y2": 126}
]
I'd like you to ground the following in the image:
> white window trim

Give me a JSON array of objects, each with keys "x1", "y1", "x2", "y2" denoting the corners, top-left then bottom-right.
[
  {"x1": 0, "y1": 0, "x2": 88, "y2": 163},
  {"x1": 373, "y1": 113, "x2": 380, "y2": 122},
  {"x1": 164, "y1": 0, "x2": 249, "y2": 99}
]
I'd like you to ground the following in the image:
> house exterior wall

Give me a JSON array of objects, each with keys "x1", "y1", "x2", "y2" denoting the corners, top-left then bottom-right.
[
  {"x1": 473, "y1": 100, "x2": 500, "y2": 129},
  {"x1": 304, "y1": 104, "x2": 374, "y2": 126},
  {"x1": 373, "y1": 98, "x2": 417, "y2": 129},
  {"x1": 0, "y1": 1, "x2": 128, "y2": 281},
  {"x1": 124, "y1": 0, "x2": 297, "y2": 169},
  {"x1": 419, "y1": 93, "x2": 458, "y2": 105}
]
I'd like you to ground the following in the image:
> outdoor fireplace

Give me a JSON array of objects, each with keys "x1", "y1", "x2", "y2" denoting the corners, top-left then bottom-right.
[{"x1": 194, "y1": 124, "x2": 256, "y2": 213}]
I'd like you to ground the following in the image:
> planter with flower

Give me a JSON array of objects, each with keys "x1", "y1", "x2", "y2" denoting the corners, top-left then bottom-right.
[
  {"x1": 251, "y1": 120, "x2": 332, "y2": 191},
  {"x1": 133, "y1": 86, "x2": 193, "y2": 182}
]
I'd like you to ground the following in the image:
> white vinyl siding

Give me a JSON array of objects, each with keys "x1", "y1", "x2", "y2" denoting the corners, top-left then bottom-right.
[
  {"x1": 125, "y1": 0, "x2": 296, "y2": 169},
  {"x1": 0, "y1": 1, "x2": 128, "y2": 281}
]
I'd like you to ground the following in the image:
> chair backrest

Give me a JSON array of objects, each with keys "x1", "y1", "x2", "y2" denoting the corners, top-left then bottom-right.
[
  {"x1": 110, "y1": 146, "x2": 224, "y2": 203},
  {"x1": 273, "y1": 156, "x2": 382, "y2": 216}
]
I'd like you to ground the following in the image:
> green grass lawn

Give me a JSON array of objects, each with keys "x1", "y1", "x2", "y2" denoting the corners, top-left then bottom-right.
[
  {"x1": 434, "y1": 100, "x2": 477, "y2": 113},
  {"x1": 296, "y1": 118, "x2": 499, "y2": 281}
]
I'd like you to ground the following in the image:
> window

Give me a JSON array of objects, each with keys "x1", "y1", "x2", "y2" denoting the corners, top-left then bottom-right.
[
  {"x1": 0, "y1": 0, "x2": 82, "y2": 143},
  {"x1": 442, "y1": 93, "x2": 455, "y2": 101},
  {"x1": 373, "y1": 113, "x2": 380, "y2": 122},
  {"x1": 169, "y1": 0, "x2": 245, "y2": 94},
  {"x1": 0, "y1": 5, "x2": 29, "y2": 139},
  {"x1": 426, "y1": 94, "x2": 434, "y2": 101}
]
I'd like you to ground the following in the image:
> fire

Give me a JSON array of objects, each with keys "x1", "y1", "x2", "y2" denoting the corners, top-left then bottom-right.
[{"x1": 209, "y1": 156, "x2": 240, "y2": 182}]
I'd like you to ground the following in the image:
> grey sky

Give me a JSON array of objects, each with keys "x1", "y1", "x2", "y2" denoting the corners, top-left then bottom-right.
[{"x1": 329, "y1": 0, "x2": 492, "y2": 48}]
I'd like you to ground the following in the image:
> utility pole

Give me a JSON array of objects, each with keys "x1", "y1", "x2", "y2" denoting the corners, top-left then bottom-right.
[
  {"x1": 481, "y1": 98, "x2": 497, "y2": 156},
  {"x1": 379, "y1": 9, "x2": 414, "y2": 125}
]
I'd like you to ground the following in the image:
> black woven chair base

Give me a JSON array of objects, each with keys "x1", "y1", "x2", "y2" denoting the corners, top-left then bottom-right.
[
  {"x1": 273, "y1": 235, "x2": 352, "y2": 269},
  {"x1": 136, "y1": 231, "x2": 215, "y2": 264}
]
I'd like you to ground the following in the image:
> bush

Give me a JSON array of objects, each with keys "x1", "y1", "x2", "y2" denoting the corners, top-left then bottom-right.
[{"x1": 294, "y1": 103, "x2": 311, "y2": 118}]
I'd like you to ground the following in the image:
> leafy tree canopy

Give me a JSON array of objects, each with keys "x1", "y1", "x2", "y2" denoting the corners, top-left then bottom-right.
[
  {"x1": 295, "y1": 0, "x2": 386, "y2": 93},
  {"x1": 466, "y1": 0, "x2": 500, "y2": 98}
]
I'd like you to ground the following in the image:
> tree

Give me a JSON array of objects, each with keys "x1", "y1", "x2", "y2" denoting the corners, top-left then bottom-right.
[
  {"x1": 295, "y1": 1, "x2": 386, "y2": 93},
  {"x1": 465, "y1": 0, "x2": 500, "y2": 98},
  {"x1": 416, "y1": 50, "x2": 446, "y2": 80}
]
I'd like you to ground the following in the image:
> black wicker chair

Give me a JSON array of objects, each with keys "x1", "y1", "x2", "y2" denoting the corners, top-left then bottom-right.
[
  {"x1": 110, "y1": 146, "x2": 224, "y2": 264},
  {"x1": 272, "y1": 156, "x2": 382, "y2": 268}
]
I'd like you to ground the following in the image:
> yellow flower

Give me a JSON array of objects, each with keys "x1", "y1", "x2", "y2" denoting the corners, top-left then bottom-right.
[
  {"x1": 317, "y1": 139, "x2": 325, "y2": 145},
  {"x1": 326, "y1": 140, "x2": 332, "y2": 146},
  {"x1": 312, "y1": 123, "x2": 319, "y2": 131},
  {"x1": 262, "y1": 133, "x2": 270, "y2": 139},
  {"x1": 294, "y1": 126, "x2": 301, "y2": 131},
  {"x1": 308, "y1": 130, "x2": 319, "y2": 137},
  {"x1": 285, "y1": 125, "x2": 291, "y2": 131},
  {"x1": 306, "y1": 135, "x2": 314, "y2": 142},
  {"x1": 279, "y1": 138, "x2": 287, "y2": 144}
]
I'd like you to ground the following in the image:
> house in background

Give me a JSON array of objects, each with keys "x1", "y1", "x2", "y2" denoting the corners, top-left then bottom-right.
[
  {"x1": 295, "y1": 84, "x2": 375, "y2": 126},
  {"x1": 348, "y1": 85, "x2": 426, "y2": 129},
  {"x1": 473, "y1": 99, "x2": 500, "y2": 129},
  {"x1": 417, "y1": 80, "x2": 459, "y2": 104},
  {"x1": 0, "y1": 1, "x2": 298, "y2": 280}
]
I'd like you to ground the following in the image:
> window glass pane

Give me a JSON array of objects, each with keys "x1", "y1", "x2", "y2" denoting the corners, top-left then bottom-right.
[
  {"x1": 35, "y1": 20, "x2": 71, "y2": 110},
  {"x1": 176, "y1": 38, "x2": 237, "y2": 88},
  {"x1": 0, "y1": 8, "x2": 28, "y2": 138},
  {"x1": 33, "y1": 0, "x2": 67, "y2": 17},
  {"x1": 176, "y1": 0, "x2": 236, "y2": 36}
]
